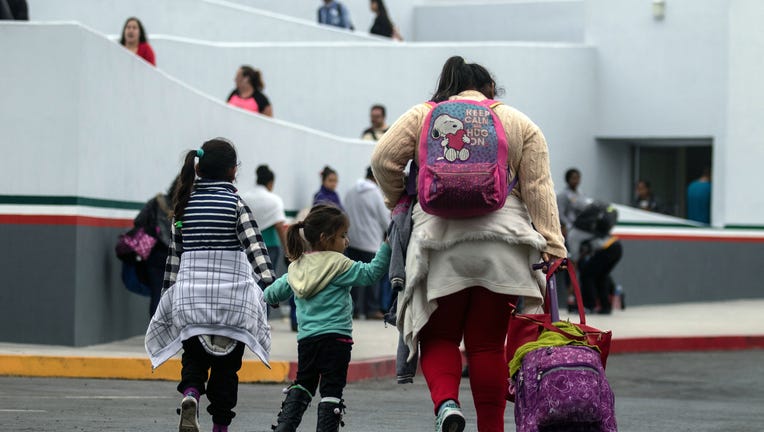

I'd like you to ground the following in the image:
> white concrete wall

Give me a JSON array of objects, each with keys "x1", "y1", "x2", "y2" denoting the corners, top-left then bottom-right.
[
  {"x1": 585, "y1": 0, "x2": 728, "y2": 137},
  {"x1": 584, "y1": 0, "x2": 764, "y2": 227},
  {"x1": 413, "y1": 0, "x2": 585, "y2": 42},
  {"x1": 724, "y1": 0, "x2": 764, "y2": 227},
  {"x1": 30, "y1": 0, "x2": 381, "y2": 42},
  {"x1": 0, "y1": 22, "x2": 376, "y2": 211}
]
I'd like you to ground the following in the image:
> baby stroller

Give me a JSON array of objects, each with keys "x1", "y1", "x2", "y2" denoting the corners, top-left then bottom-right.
[{"x1": 567, "y1": 201, "x2": 623, "y2": 314}]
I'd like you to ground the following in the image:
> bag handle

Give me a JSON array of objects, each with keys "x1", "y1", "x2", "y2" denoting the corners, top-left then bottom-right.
[{"x1": 532, "y1": 258, "x2": 587, "y2": 325}]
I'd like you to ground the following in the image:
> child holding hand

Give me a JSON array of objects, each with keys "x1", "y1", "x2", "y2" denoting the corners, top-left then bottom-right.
[{"x1": 264, "y1": 204, "x2": 391, "y2": 432}]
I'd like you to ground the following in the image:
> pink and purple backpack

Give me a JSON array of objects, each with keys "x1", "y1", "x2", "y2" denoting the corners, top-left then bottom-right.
[{"x1": 417, "y1": 99, "x2": 517, "y2": 218}]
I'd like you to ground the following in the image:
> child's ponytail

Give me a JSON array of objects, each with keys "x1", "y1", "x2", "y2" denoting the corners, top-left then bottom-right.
[
  {"x1": 172, "y1": 150, "x2": 198, "y2": 220},
  {"x1": 285, "y1": 221, "x2": 307, "y2": 262},
  {"x1": 171, "y1": 139, "x2": 237, "y2": 221}
]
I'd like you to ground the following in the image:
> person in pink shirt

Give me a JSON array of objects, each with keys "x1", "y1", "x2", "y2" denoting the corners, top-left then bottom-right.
[
  {"x1": 119, "y1": 17, "x2": 155, "y2": 66},
  {"x1": 227, "y1": 66, "x2": 273, "y2": 117}
]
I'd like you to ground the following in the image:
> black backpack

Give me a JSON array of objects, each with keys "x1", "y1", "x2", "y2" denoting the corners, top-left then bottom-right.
[{"x1": 573, "y1": 201, "x2": 618, "y2": 236}]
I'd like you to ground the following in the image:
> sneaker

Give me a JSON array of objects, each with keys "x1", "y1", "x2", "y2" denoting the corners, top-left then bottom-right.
[
  {"x1": 179, "y1": 395, "x2": 200, "y2": 432},
  {"x1": 435, "y1": 400, "x2": 465, "y2": 432}
]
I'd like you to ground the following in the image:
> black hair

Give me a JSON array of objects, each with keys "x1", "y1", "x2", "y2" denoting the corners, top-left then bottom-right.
[
  {"x1": 256, "y1": 164, "x2": 275, "y2": 186},
  {"x1": 119, "y1": 17, "x2": 148, "y2": 45},
  {"x1": 637, "y1": 179, "x2": 651, "y2": 189},
  {"x1": 431, "y1": 56, "x2": 502, "y2": 102},
  {"x1": 240, "y1": 65, "x2": 264, "y2": 92},
  {"x1": 166, "y1": 175, "x2": 180, "y2": 199},
  {"x1": 173, "y1": 138, "x2": 238, "y2": 219},
  {"x1": 320, "y1": 166, "x2": 337, "y2": 183},
  {"x1": 365, "y1": 166, "x2": 375, "y2": 180},
  {"x1": 372, "y1": 0, "x2": 389, "y2": 18},
  {"x1": 565, "y1": 168, "x2": 581, "y2": 184},
  {"x1": 371, "y1": 104, "x2": 386, "y2": 118},
  {"x1": 285, "y1": 204, "x2": 349, "y2": 261}
]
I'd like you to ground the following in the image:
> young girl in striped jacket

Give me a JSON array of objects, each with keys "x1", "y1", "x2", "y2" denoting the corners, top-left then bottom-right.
[{"x1": 145, "y1": 138, "x2": 276, "y2": 432}]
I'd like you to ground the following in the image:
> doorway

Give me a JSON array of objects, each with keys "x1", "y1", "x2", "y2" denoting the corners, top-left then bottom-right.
[{"x1": 600, "y1": 138, "x2": 712, "y2": 219}]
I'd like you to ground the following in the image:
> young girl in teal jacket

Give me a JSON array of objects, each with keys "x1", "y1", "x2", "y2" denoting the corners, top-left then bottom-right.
[{"x1": 264, "y1": 204, "x2": 390, "y2": 432}]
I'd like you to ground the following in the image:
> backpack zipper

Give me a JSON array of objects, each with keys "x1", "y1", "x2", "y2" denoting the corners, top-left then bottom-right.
[{"x1": 537, "y1": 365, "x2": 599, "y2": 382}]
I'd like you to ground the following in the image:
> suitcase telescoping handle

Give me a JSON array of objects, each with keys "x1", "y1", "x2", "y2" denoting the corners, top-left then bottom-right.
[
  {"x1": 531, "y1": 261, "x2": 560, "y2": 322},
  {"x1": 532, "y1": 258, "x2": 587, "y2": 325}
]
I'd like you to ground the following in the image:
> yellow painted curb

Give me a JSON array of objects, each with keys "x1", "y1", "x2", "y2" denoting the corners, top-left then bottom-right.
[{"x1": 0, "y1": 355, "x2": 291, "y2": 383}]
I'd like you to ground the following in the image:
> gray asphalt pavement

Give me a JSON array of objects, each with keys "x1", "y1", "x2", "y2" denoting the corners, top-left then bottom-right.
[{"x1": 1, "y1": 350, "x2": 762, "y2": 431}]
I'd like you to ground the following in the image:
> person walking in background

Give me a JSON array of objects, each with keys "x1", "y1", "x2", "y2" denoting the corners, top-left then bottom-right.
[
  {"x1": 317, "y1": 0, "x2": 353, "y2": 30},
  {"x1": 240, "y1": 164, "x2": 295, "y2": 330},
  {"x1": 145, "y1": 138, "x2": 276, "y2": 432},
  {"x1": 0, "y1": 0, "x2": 28, "y2": 20},
  {"x1": 264, "y1": 205, "x2": 391, "y2": 431},
  {"x1": 361, "y1": 104, "x2": 389, "y2": 141},
  {"x1": 133, "y1": 177, "x2": 178, "y2": 317},
  {"x1": 344, "y1": 166, "x2": 390, "y2": 320},
  {"x1": 369, "y1": 0, "x2": 402, "y2": 40},
  {"x1": 119, "y1": 17, "x2": 155, "y2": 66},
  {"x1": 227, "y1": 66, "x2": 273, "y2": 117},
  {"x1": 313, "y1": 166, "x2": 343, "y2": 210},
  {"x1": 633, "y1": 179, "x2": 660, "y2": 212},
  {"x1": 240, "y1": 164, "x2": 288, "y2": 270},
  {"x1": 687, "y1": 167, "x2": 711, "y2": 224},
  {"x1": 556, "y1": 168, "x2": 588, "y2": 236},
  {"x1": 371, "y1": 56, "x2": 566, "y2": 432}
]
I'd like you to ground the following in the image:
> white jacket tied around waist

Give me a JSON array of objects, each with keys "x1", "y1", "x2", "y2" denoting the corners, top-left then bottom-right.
[
  {"x1": 145, "y1": 250, "x2": 271, "y2": 369},
  {"x1": 398, "y1": 195, "x2": 548, "y2": 360}
]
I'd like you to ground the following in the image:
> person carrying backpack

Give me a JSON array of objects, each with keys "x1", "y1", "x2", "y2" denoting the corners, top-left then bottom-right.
[{"x1": 370, "y1": 56, "x2": 566, "y2": 432}]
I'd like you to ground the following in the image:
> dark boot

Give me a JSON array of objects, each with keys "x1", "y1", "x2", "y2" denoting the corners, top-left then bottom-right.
[
  {"x1": 272, "y1": 385, "x2": 312, "y2": 432},
  {"x1": 316, "y1": 398, "x2": 345, "y2": 432}
]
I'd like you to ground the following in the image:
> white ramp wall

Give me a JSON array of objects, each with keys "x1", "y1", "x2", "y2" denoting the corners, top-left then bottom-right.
[
  {"x1": 224, "y1": 0, "x2": 415, "y2": 41},
  {"x1": 30, "y1": 0, "x2": 381, "y2": 42},
  {"x1": 0, "y1": 23, "x2": 375, "y2": 211},
  {"x1": 151, "y1": 38, "x2": 599, "y2": 194}
]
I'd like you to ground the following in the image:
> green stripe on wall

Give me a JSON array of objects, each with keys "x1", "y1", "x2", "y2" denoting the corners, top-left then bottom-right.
[
  {"x1": 724, "y1": 225, "x2": 764, "y2": 230},
  {"x1": 0, "y1": 195, "x2": 144, "y2": 210}
]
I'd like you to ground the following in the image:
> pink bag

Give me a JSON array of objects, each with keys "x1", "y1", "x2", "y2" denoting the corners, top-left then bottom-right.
[
  {"x1": 115, "y1": 227, "x2": 157, "y2": 261},
  {"x1": 417, "y1": 99, "x2": 517, "y2": 218}
]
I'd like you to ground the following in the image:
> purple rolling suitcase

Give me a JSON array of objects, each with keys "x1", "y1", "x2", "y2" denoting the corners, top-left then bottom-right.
[{"x1": 513, "y1": 264, "x2": 617, "y2": 432}]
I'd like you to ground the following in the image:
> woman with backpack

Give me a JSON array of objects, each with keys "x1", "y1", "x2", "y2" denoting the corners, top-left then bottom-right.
[{"x1": 370, "y1": 56, "x2": 566, "y2": 432}]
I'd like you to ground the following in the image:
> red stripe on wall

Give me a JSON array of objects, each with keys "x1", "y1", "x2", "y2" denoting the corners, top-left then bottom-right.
[
  {"x1": 615, "y1": 233, "x2": 764, "y2": 243},
  {"x1": 611, "y1": 335, "x2": 764, "y2": 353},
  {"x1": 0, "y1": 214, "x2": 133, "y2": 228}
]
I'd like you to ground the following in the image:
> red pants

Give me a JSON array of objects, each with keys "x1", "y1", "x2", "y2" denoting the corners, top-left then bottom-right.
[{"x1": 419, "y1": 287, "x2": 515, "y2": 432}]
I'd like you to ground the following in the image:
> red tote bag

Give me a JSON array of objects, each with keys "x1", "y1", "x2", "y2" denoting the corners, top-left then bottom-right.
[{"x1": 505, "y1": 259, "x2": 612, "y2": 400}]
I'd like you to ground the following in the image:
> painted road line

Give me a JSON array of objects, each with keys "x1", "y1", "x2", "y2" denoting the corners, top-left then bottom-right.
[{"x1": 0, "y1": 355, "x2": 290, "y2": 383}]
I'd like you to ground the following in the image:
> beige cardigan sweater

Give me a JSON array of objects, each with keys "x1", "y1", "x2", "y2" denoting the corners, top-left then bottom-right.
[{"x1": 371, "y1": 90, "x2": 566, "y2": 258}]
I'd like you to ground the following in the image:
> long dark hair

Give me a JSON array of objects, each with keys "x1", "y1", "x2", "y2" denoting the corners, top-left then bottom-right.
[
  {"x1": 240, "y1": 65, "x2": 264, "y2": 92},
  {"x1": 431, "y1": 56, "x2": 501, "y2": 102},
  {"x1": 172, "y1": 138, "x2": 238, "y2": 219},
  {"x1": 373, "y1": 0, "x2": 390, "y2": 20},
  {"x1": 256, "y1": 164, "x2": 275, "y2": 186},
  {"x1": 119, "y1": 17, "x2": 148, "y2": 45},
  {"x1": 285, "y1": 205, "x2": 348, "y2": 261}
]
